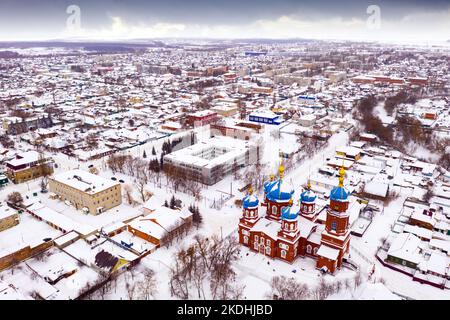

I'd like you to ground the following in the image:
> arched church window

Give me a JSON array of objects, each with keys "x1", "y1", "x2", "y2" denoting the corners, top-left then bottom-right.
[
  {"x1": 307, "y1": 245, "x2": 312, "y2": 254},
  {"x1": 313, "y1": 247, "x2": 318, "y2": 255},
  {"x1": 272, "y1": 206, "x2": 277, "y2": 215},
  {"x1": 331, "y1": 221, "x2": 337, "y2": 231},
  {"x1": 244, "y1": 236, "x2": 248, "y2": 244},
  {"x1": 281, "y1": 250, "x2": 287, "y2": 258}
]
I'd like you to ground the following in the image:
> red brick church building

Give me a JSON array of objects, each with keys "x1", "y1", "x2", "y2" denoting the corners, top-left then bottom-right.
[{"x1": 238, "y1": 164, "x2": 351, "y2": 274}]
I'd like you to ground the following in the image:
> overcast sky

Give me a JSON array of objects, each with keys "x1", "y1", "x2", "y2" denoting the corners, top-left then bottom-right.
[{"x1": 0, "y1": 0, "x2": 449, "y2": 43}]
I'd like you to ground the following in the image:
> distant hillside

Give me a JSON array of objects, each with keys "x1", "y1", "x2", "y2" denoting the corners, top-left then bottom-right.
[
  {"x1": 0, "y1": 40, "x2": 171, "y2": 56},
  {"x1": 0, "y1": 50, "x2": 19, "y2": 58},
  {"x1": 0, "y1": 40, "x2": 164, "y2": 49}
]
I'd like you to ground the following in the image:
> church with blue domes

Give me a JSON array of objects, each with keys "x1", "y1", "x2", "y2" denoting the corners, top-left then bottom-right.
[{"x1": 238, "y1": 164, "x2": 351, "y2": 274}]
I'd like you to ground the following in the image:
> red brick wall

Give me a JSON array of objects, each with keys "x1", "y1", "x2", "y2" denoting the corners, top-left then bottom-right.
[
  {"x1": 266, "y1": 201, "x2": 290, "y2": 221},
  {"x1": 317, "y1": 256, "x2": 337, "y2": 273}
]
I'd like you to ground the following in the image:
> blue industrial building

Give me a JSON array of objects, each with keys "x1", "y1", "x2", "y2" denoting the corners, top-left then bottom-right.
[{"x1": 249, "y1": 112, "x2": 283, "y2": 125}]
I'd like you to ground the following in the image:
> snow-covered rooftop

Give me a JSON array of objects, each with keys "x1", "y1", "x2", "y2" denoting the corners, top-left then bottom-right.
[{"x1": 51, "y1": 169, "x2": 119, "y2": 195}]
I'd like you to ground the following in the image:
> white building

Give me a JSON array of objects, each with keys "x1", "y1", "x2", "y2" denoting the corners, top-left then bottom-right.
[{"x1": 163, "y1": 136, "x2": 261, "y2": 185}]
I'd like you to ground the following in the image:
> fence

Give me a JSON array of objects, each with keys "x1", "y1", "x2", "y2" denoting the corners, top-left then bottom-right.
[
  {"x1": 375, "y1": 253, "x2": 413, "y2": 277},
  {"x1": 375, "y1": 252, "x2": 446, "y2": 290}
]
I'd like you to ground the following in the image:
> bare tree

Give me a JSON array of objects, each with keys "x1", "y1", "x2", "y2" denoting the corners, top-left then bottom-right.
[
  {"x1": 40, "y1": 177, "x2": 48, "y2": 192},
  {"x1": 169, "y1": 235, "x2": 241, "y2": 300},
  {"x1": 86, "y1": 133, "x2": 99, "y2": 150},
  {"x1": 312, "y1": 278, "x2": 330, "y2": 300},
  {"x1": 208, "y1": 236, "x2": 241, "y2": 300},
  {"x1": 137, "y1": 269, "x2": 157, "y2": 300},
  {"x1": 354, "y1": 271, "x2": 363, "y2": 290},
  {"x1": 169, "y1": 251, "x2": 190, "y2": 299},
  {"x1": 123, "y1": 184, "x2": 135, "y2": 205},
  {"x1": 344, "y1": 278, "x2": 352, "y2": 292},
  {"x1": 7, "y1": 192, "x2": 23, "y2": 207},
  {"x1": 95, "y1": 274, "x2": 110, "y2": 300},
  {"x1": 126, "y1": 281, "x2": 138, "y2": 300},
  {"x1": 335, "y1": 280, "x2": 343, "y2": 294},
  {"x1": 267, "y1": 276, "x2": 310, "y2": 300},
  {"x1": 137, "y1": 179, "x2": 152, "y2": 203},
  {"x1": 79, "y1": 282, "x2": 93, "y2": 300},
  {"x1": 34, "y1": 251, "x2": 49, "y2": 262},
  {"x1": 0, "y1": 134, "x2": 14, "y2": 148}
]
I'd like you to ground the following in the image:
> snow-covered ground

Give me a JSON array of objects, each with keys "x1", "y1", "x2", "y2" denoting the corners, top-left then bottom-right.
[{"x1": 1, "y1": 121, "x2": 448, "y2": 300}]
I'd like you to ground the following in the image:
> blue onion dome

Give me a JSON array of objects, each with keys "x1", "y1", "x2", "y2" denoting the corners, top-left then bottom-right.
[
  {"x1": 242, "y1": 187, "x2": 259, "y2": 209},
  {"x1": 301, "y1": 181, "x2": 317, "y2": 203},
  {"x1": 267, "y1": 179, "x2": 294, "y2": 202},
  {"x1": 330, "y1": 186, "x2": 350, "y2": 202},
  {"x1": 330, "y1": 166, "x2": 349, "y2": 202},
  {"x1": 281, "y1": 203, "x2": 297, "y2": 220},
  {"x1": 264, "y1": 174, "x2": 276, "y2": 194}
]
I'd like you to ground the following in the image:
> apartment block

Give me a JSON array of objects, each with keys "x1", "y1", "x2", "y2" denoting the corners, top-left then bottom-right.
[
  {"x1": 48, "y1": 170, "x2": 122, "y2": 215},
  {"x1": 5, "y1": 151, "x2": 54, "y2": 184}
]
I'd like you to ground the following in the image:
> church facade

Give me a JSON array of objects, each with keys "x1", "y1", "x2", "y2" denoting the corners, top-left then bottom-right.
[{"x1": 238, "y1": 165, "x2": 351, "y2": 274}]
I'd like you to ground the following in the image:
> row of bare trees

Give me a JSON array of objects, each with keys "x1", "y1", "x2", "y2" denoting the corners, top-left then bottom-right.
[
  {"x1": 353, "y1": 95, "x2": 394, "y2": 144},
  {"x1": 123, "y1": 269, "x2": 158, "y2": 300},
  {"x1": 163, "y1": 163, "x2": 203, "y2": 200},
  {"x1": 236, "y1": 135, "x2": 326, "y2": 197},
  {"x1": 107, "y1": 154, "x2": 150, "y2": 181},
  {"x1": 107, "y1": 153, "x2": 203, "y2": 201},
  {"x1": 383, "y1": 90, "x2": 417, "y2": 115},
  {"x1": 83, "y1": 268, "x2": 158, "y2": 300},
  {"x1": 354, "y1": 93, "x2": 450, "y2": 172},
  {"x1": 169, "y1": 235, "x2": 243, "y2": 300},
  {"x1": 107, "y1": 153, "x2": 161, "y2": 204},
  {"x1": 267, "y1": 271, "x2": 365, "y2": 300},
  {"x1": 159, "y1": 219, "x2": 192, "y2": 248}
]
